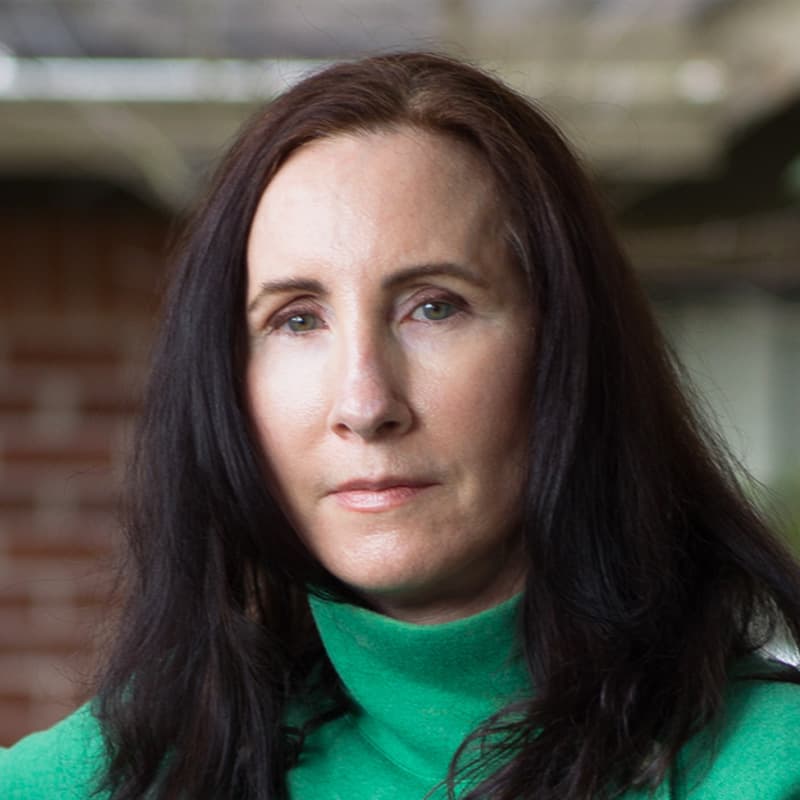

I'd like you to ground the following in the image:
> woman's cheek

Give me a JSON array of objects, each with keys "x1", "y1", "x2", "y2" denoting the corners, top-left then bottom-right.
[
  {"x1": 249, "y1": 342, "x2": 330, "y2": 437},
  {"x1": 420, "y1": 321, "x2": 528, "y2": 386}
]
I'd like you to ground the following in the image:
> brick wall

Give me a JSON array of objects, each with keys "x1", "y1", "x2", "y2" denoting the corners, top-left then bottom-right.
[{"x1": 0, "y1": 184, "x2": 168, "y2": 746}]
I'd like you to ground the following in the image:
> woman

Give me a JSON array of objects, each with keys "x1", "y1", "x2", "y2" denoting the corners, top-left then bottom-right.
[{"x1": 2, "y1": 51, "x2": 800, "y2": 800}]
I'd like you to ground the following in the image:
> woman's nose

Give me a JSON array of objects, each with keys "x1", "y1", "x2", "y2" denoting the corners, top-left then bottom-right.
[{"x1": 327, "y1": 336, "x2": 412, "y2": 441}]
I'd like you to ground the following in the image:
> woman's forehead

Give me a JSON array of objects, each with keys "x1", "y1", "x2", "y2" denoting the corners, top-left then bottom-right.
[
  {"x1": 246, "y1": 129, "x2": 510, "y2": 285},
  {"x1": 262, "y1": 128, "x2": 498, "y2": 212}
]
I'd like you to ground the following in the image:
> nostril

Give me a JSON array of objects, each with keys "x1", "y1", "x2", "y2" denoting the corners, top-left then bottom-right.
[{"x1": 330, "y1": 396, "x2": 413, "y2": 440}]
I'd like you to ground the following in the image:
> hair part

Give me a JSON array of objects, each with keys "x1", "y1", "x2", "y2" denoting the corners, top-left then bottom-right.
[{"x1": 95, "y1": 51, "x2": 800, "y2": 800}]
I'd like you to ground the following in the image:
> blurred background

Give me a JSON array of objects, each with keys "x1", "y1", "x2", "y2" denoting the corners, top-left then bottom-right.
[{"x1": 0, "y1": 0, "x2": 798, "y2": 746}]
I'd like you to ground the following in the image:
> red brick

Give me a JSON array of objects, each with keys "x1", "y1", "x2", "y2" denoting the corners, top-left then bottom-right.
[
  {"x1": 1, "y1": 410, "x2": 124, "y2": 443},
  {"x1": 7, "y1": 343, "x2": 125, "y2": 370},
  {"x1": 1, "y1": 507, "x2": 118, "y2": 536},
  {"x1": 80, "y1": 395, "x2": 141, "y2": 416},
  {"x1": 0, "y1": 592, "x2": 33, "y2": 613},
  {"x1": 0, "y1": 219, "x2": 165, "y2": 317},
  {"x1": 4, "y1": 534, "x2": 112, "y2": 561},
  {"x1": 0, "y1": 396, "x2": 35, "y2": 415},
  {"x1": 0, "y1": 695, "x2": 33, "y2": 747},
  {"x1": 0, "y1": 472, "x2": 120, "y2": 512},
  {"x1": 0, "y1": 653, "x2": 77, "y2": 695},
  {"x1": 1, "y1": 448, "x2": 114, "y2": 468},
  {"x1": 2, "y1": 698, "x2": 88, "y2": 748},
  {"x1": 0, "y1": 603, "x2": 107, "y2": 655},
  {"x1": 0, "y1": 555, "x2": 117, "y2": 604},
  {"x1": 0, "y1": 487, "x2": 36, "y2": 512},
  {"x1": 5, "y1": 364, "x2": 147, "y2": 402},
  {"x1": 0, "y1": 195, "x2": 168, "y2": 748},
  {"x1": 0, "y1": 648, "x2": 107, "y2": 723}
]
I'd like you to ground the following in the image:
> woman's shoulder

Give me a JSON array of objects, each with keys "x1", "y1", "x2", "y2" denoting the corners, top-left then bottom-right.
[
  {"x1": 676, "y1": 658, "x2": 800, "y2": 799},
  {"x1": 0, "y1": 703, "x2": 107, "y2": 800}
]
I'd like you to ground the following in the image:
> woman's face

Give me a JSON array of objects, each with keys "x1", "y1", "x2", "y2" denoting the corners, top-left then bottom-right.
[{"x1": 246, "y1": 128, "x2": 534, "y2": 623}]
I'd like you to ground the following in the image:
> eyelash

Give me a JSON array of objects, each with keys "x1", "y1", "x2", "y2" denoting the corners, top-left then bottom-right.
[
  {"x1": 268, "y1": 305, "x2": 324, "y2": 334},
  {"x1": 267, "y1": 291, "x2": 467, "y2": 335}
]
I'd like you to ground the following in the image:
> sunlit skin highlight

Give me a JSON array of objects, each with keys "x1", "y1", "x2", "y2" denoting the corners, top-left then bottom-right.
[{"x1": 246, "y1": 128, "x2": 535, "y2": 624}]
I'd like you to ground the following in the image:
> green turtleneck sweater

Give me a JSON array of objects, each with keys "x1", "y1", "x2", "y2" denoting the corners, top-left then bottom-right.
[
  {"x1": 2, "y1": 594, "x2": 800, "y2": 799},
  {"x1": 288, "y1": 593, "x2": 529, "y2": 799}
]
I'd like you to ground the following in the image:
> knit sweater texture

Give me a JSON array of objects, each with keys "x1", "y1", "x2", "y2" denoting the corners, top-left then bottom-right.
[{"x1": 2, "y1": 593, "x2": 800, "y2": 799}]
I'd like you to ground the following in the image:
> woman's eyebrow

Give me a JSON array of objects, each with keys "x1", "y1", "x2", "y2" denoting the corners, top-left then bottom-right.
[
  {"x1": 247, "y1": 278, "x2": 326, "y2": 313},
  {"x1": 382, "y1": 262, "x2": 490, "y2": 290},
  {"x1": 247, "y1": 262, "x2": 488, "y2": 313}
]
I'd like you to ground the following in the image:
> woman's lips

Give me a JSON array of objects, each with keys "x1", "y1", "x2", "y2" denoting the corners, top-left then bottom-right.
[{"x1": 330, "y1": 483, "x2": 436, "y2": 512}]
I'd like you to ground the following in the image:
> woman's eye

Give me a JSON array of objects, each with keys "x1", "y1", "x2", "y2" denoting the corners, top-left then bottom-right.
[
  {"x1": 411, "y1": 300, "x2": 457, "y2": 322},
  {"x1": 282, "y1": 313, "x2": 321, "y2": 333}
]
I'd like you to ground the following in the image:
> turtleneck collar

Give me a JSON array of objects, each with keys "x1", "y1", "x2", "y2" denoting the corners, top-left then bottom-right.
[{"x1": 307, "y1": 593, "x2": 531, "y2": 784}]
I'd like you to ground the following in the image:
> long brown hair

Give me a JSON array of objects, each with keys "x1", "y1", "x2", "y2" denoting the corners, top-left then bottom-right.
[{"x1": 96, "y1": 51, "x2": 800, "y2": 800}]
